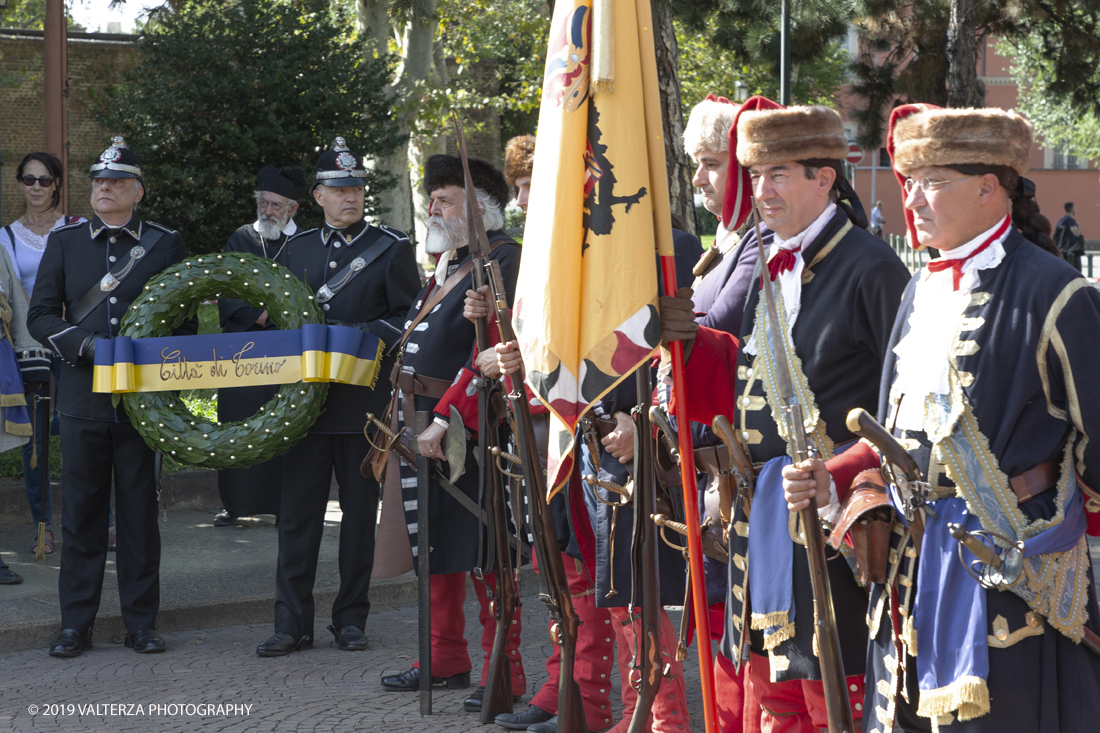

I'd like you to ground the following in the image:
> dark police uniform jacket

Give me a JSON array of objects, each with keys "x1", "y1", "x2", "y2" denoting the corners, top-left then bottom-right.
[
  {"x1": 398, "y1": 233, "x2": 521, "y2": 575},
  {"x1": 27, "y1": 215, "x2": 192, "y2": 421},
  {"x1": 282, "y1": 218, "x2": 419, "y2": 434}
]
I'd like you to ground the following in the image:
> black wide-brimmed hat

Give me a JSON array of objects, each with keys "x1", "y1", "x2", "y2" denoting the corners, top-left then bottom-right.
[
  {"x1": 314, "y1": 137, "x2": 367, "y2": 189},
  {"x1": 257, "y1": 165, "x2": 307, "y2": 200},
  {"x1": 89, "y1": 135, "x2": 143, "y2": 182},
  {"x1": 424, "y1": 154, "x2": 510, "y2": 212}
]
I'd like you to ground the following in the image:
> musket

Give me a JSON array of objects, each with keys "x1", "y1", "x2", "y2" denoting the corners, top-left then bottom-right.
[
  {"x1": 750, "y1": 201, "x2": 854, "y2": 733},
  {"x1": 485, "y1": 259, "x2": 586, "y2": 733},
  {"x1": 845, "y1": 408, "x2": 934, "y2": 553},
  {"x1": 626, "y1": 368, "x2": 663, "y2": 733},
  {"x1": 415, "y1": 411, "x2": 432, "y2": 715},
  {"x1": 452, "y1": 113, "x2": 519, "y2": 724},
  {"x1": 33, "y1": 386, "x2": 50, "y2": 561}
]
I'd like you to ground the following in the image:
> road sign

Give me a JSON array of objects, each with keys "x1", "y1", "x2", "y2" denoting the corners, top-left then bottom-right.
[{"x1": 846, "y1": 144, "x2": 864, "y2": 165}]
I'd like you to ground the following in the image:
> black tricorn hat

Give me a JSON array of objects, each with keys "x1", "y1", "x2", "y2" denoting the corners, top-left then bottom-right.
[
  {"x1": 424, "y1": 154, "x2": 510, "y2": 213},
  {"x1": 89, "y1": 135, "x2": 143, "y2": 182},
  {"x1": 257, "y1": 165, "x2": 307, "y2": 200},
  {"x1": 314, "y1": 137, "x2": 367, "y2": 189}
]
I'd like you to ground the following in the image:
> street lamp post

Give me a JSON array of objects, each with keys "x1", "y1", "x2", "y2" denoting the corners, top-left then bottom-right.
[{"x1": 734, "y1": 80, "x2": 749, "y2": 103}]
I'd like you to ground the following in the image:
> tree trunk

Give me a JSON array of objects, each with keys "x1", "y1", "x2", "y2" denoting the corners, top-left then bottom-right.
[
  {"x1": 947, "y1": 0, "x2": 985, "y2": 108},
  {"x1": 651, "y1": 0, "x2": 696, "y2": 236},
  {"x1": 358, "y1": 0, "x2": 439, "y2": 255}
]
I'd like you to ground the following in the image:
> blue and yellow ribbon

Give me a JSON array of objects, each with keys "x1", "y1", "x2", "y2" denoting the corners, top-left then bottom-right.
[{"x1": 93, "y1": 325, "x2": 383, "y2": 393}]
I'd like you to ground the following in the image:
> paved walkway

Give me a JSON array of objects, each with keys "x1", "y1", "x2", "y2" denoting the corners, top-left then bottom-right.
[{"x1": 0, "y1": 598, "x2": 703, "y2": 732}]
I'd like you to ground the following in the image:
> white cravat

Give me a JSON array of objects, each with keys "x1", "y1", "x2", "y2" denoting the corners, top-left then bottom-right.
[
  {"x1": 890, "y1": 216, "x2": 1010, "y2": 430},
  {"x1": 745, "y1": 202, "x2": 836, "y2": 356}
]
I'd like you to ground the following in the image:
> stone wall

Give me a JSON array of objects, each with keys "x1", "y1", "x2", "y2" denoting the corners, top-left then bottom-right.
[{"x1": 0, "y1": 29, "x2": 138, "y2": 225}]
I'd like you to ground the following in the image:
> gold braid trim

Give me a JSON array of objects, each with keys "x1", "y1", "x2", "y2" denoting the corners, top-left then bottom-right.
[
  {"x1": 0, "y1": 392, "x2": 26, "y2": 407},
  {"x1": 917, "y1": 675, "x2": 990, "y2": 722}
]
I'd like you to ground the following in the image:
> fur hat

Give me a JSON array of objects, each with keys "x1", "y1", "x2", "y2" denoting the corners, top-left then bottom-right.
[
  {"x1": 683, "y1": 94, "x2": 738, "y2": 157},
  {"x1": 503, "y1": 135, "x2": 536, "y2": 188},
  {"x1": 890, "y1": 107, "x2": 1032, "y2": 178},
  {"x1": 735, "y1": 105, "x2": 848, "y2": 168},
  {"x1": 424, "y1": 154, "x2": 510, "y2": 213}
]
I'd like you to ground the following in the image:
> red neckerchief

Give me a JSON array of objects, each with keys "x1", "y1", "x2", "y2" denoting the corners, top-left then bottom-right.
[
  {"x1": 926, "y1": 216, "x2": 1011, "y2": 291},
  {"x1": 767, "y1": 245, "x2": 802, "y2": 281}
]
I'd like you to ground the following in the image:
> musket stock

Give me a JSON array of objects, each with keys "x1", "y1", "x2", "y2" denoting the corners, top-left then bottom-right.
[{"x1": 486, "y1": 259, "x2": 585, "y2": 733}]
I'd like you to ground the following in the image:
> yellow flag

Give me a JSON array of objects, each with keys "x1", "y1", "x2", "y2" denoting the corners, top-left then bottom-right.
[{"x1": 516, "y1": 0, "x2": 665, "y2": 497}]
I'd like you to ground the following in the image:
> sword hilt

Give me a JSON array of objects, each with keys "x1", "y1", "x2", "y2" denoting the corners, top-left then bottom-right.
[
  {"x1": 489, "y1": 446, "x2": 524, "y2": 479},
  {"x1": 364, "y1": 412, "x2": 406, "y2": 454},
  {"x1": 583, "y1": 473, "x2": 632, "y2": 500}
]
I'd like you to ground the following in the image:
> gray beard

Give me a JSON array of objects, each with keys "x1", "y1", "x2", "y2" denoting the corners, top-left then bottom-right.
[
  {"x1": 425, "y1": 213, "x2": 467, "y2": 254},
  {"x1": 256, "y1": 216, "x2": 283, "y2": 240}
]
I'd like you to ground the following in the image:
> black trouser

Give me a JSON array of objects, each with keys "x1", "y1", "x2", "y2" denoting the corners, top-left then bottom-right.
[
  {"x1": 58, "y1": 415, "x2": 160, "y2": 634},
  {"x1": 274, "y1": 431, "x2": 379, "y2": 639}
]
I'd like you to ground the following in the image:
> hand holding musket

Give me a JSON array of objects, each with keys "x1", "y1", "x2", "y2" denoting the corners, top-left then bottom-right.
[
  {"x1": 484, "y1": 258, "x2": 586, "y2": 733},
  {"x1": 453, "y1": 114, "x2": 520, "y2": 724}
]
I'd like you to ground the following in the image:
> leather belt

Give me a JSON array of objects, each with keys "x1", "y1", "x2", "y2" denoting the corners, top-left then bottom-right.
[
  {"x1": 1009, "y1": 460, "x2": 1058, "y2": 503},
  {"x1": 926, "y1": 459, "x2": 1058, "y2": 504},
  {"x1": 694, "y1": 443, "x2": 731, "y2": 476},
  {"x1": 392, "y1": 364, "x2": 452, "y2": 400},
  {"x1": 392, "y1": 365, "x2": 454, "y2": 437}
]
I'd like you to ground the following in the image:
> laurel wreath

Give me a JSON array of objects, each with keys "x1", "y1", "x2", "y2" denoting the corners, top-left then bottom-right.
[{"x1": 118, "y1": 252, "x2": 329, "y2": 469}]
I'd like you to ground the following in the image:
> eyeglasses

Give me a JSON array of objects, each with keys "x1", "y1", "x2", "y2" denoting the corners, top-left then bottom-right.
[
  {"x1": 258, "y1": 199, "x2": 287, "y2": 213},
  {"x1": 903, "y1": 175, "x2": 976, "y2": 195},
  {"x1": 21, "y1": 175, "x2": 55, "y2": 188}
]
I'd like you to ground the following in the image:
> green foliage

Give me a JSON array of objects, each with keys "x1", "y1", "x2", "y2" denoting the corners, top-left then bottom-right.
[
  {"x1": 999, "y1": 22, "x2": 1100, "y2": 163},
  {"x1": 848, "y1": 1, "x2": 1100, "y2": 152},
  {"x1": 675, "y1": 0, "x2": 852, "y2": 110},
  {"x1": 415, "y1": 0, "x2": 551, "y2": 142},
  {"x1": 120, "y1": 253, "x2": 328, "y2": 470},
  {"x1": 676, "y1": 18, "x2": 850, "y2": 118},
  {"x1": 97, "y1": 0, "x2": 404, "y2": 255},
  {"x1": 1, "y1": 0, "x2": 85, "y2": 30}
]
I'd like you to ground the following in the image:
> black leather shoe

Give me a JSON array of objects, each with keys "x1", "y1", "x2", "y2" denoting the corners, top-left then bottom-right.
[
  {"x1": 464, "y1": 686, "x2": 524, "y2": 713},
  {"x1": 495, "y1": 704, "x2": 554, "y2": 730},
  {"x1": 0, "y1": 567, "x2": 23, "y2": 584},
  {"x1": 527, "y1": 716, "x2": 558, "y2": 733},
  {"x1": 256, "y1": 632, "x2": 312, "y2": 657},
  {"x1": 327, "y1": 624, "x2": 369, "y2": 651},
  {"x1": 380, "y1": 667, "x2": 471, "y2": 692},
  {"x1": 49, "y1": 628, "x2": 92, "y2": 658},
  {"x1": 124, "y1": 629, "x2": 166, "y2": 654},
  {"x1": 213, "y1": 509, "x2": 236, "y2": 527}
]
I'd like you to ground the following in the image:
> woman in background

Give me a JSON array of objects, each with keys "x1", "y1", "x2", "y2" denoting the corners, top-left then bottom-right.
[{"x1": 0, "y1": 152, "x2": 86, "y2": 553}]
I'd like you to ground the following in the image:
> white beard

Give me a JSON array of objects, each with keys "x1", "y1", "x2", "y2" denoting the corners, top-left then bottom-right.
[
  {"x1": 424, "y1": 213, "x2": 467, "y2": 254},
  {"x1": 256, "y1": 215, "x2": 284, "y2": 240}
]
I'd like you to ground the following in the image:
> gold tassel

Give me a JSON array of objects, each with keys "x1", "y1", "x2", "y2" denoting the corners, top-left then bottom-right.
[
  {"x1": 916, "y1": 675, "x2": 990, "y2": 722},
  {"x1": 751, "y1": 610, "x2": 790, "y2": 631},
  {"x1": 762, "y1": 622, "x2": 796, "y2": 650},
  {"x1": 591, "y1": 0, "x2": 614, "y2": 94}
]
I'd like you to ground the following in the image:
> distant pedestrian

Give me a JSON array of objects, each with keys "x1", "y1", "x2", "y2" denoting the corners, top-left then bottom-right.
[
  {"x1": 1054, "y1": 201, "x2": 1085, "y2": 271},
  {"x1": 870, "y1": 199, "x2": 886, "y2": 237}
]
